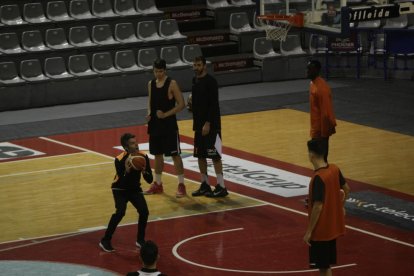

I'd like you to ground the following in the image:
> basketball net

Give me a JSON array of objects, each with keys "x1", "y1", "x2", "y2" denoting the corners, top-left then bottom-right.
[{"x1": 257, "y1": 13, "x2": 304, "y2": 42}]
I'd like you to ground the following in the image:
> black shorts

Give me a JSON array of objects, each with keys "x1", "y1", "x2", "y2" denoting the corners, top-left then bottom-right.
[
  {"x1": 149, "y1": 132, "x2": 181, "y2": 156},
  {"x1": 194, "y1": 131, "x2": 222, "y2": 159},
  {"x1": 309, "y1": 239, "x2": 337, "y2": 269}
]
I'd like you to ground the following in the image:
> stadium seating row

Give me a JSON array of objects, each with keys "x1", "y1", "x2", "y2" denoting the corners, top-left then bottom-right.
[
  {"x1": 0, "y1": 19, "x2": 185, "y2": 55},
  {"x1": 0, "y1": 0, "x2": 161, "y2": 26},
  {"x1": 0, "y1": 44, "x2": 202, "y2": 85}
]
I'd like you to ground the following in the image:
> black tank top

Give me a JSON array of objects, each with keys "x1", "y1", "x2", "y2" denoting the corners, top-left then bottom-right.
[{"x1": 147, "y1": 77, "x2": 178, "y2": 135}]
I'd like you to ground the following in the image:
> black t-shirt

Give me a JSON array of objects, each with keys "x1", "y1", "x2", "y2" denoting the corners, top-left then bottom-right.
[
  {"x1": 191, "y1": 74, "x2": 221, "y2": 131},
  {"x1": 312, "y1": 169, "x2": 345, "y2": 202},
  {"x1": 112, "y1": 152, "x2": 153, "y2": 190}
]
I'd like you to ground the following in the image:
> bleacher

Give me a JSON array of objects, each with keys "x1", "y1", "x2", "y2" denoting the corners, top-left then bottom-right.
[{"x1": 1, "y1": 0, "x2": 413, "y2": 111}]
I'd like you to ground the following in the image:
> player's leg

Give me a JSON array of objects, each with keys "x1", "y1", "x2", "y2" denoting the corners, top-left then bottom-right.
[
  {"x1": 165, "y1": 131, "x2": 186, "y2": 197},
  {"x1": 100, "y1": 190, "x2": 128, "y2": 252},
  {"x1": 206, "y1": 132, "x2": 228, "y2": 198},
  {"x1": 192, "y1": 131, "x2": 212, "y2": 196},
  {"x1": 129, "y1": 191, "x2": 149, "y2": 248},
  {"x1": 145, "y1": 135, "x2": 164, "y2": 194}
]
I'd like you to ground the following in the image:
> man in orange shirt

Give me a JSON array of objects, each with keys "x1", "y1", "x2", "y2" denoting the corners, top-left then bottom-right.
[
  {"x1": 307, "y1": 60, "x2": 337, "y2": 162},
  {"x1": 304, "y1": 139, "x2": 350, "y2": 276}
]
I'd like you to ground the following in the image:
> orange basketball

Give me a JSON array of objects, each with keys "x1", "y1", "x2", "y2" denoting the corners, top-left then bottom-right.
[{"x1": 130, "y1": 153, "x2": 146, "y2": 171}]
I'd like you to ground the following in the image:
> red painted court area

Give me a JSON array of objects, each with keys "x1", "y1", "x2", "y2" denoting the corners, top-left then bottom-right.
[{"x1": 1, "y1": 126, "x2": 413, "y2": 275}]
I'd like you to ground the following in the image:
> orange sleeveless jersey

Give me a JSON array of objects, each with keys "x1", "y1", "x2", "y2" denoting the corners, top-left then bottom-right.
[
  {"x1": 309, "y1": 76, "x2": 337, "y2": 138},
  {"x1": 308, "y1": 164, "x2": 345, "y2": 241}
]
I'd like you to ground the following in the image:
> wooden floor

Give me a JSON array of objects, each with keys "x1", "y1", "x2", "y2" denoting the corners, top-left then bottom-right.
[{"x1": 1, "y1": 109, "x2": 413, "y2": 244}]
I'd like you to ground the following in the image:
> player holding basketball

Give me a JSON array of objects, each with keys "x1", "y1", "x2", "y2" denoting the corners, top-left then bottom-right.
[
  {"x1": 188, "y1": 56, "x2": 228, "y2": 197},
  {"x1": 100, "y1": 133, "x2": 153, "y2": 252},
  {"x1": 307, "y1": 60, "x2": 337, "y2": 162},
  {"x1": 304, "y1": 139, "x2": 350, "y2": 276},
  {"x1": 145, "y1": 58, "x2": 187, "y2": 198}
]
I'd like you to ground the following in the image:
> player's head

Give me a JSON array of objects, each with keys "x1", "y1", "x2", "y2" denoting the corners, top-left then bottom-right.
[
  {"x1": 153, "y1": 58, "x2": 166, "y2": 79},
  {"x1": 120, "y1": 133, "x2": 137, "y2": 153},
  {"x1": 140, "y1": 240, "x2": 159, "y2": 267},
  {"x1": 307, "y1": 139, "x2": 325, "y2": 161},
  {"x1": 193, "y1": 56, "x2": 207, "y2": 77},
  {"x1": 307, "y1": 60, "x2": 321, "y2": 80}
]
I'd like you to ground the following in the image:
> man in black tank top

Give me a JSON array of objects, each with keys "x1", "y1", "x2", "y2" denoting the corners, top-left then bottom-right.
[
  {"x1": 145, "y1": 59, "x2": 187, "y2": 198},
  {"x1": 187, "y1": 56, "x2": 228, "y2": 197}
]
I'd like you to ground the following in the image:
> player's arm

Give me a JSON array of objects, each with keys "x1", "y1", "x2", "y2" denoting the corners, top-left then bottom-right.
[
  {"x1": 304, "y1": 201, "x2": 323, "y2": 246},
  {"x1": 146, "y1": 81, "x2": 152, "y2": 122},
  {"x1": 157, "y1": 80, "x2": 185, "y2": 118},
  {"x1": 339, "y1": 170, "x2": 350, "y2": 202},
  {"x1": 142, "y1": 155, "x2": 153, "y2": 184},
  {"x1": 202, "y1": 78, "x2": 219, "y2": 135}
]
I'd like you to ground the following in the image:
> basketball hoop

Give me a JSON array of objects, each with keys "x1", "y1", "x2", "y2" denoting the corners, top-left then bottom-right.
[{"x1": 256, "y1": 13, "x2": 304, "y2": 42}]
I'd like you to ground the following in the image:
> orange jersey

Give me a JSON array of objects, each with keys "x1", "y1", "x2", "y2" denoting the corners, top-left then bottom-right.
[
  {"x1": 308, "y1": 164, "x2": 345, "y2": 241},
  {"x1": 309, "y1": 76, "x2": 337, "y2": 138}
]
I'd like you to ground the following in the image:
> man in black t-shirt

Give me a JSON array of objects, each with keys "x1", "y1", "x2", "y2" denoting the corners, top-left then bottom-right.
[{"x1": 187, "y1": 56, "x2": 228, "y2": 198}]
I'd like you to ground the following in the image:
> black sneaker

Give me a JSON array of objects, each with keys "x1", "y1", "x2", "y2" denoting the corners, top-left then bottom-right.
[
  {"x1": 136, "y1": 240, "x2": 145, "y2": 249},
  {"x1": 191, "y1": 181, "x2": 212, "y2": 197},
  {"x1": 99, "y1": 239, "x2": 114, "y2": 252},
  {"x1": 206, "y1": 184, "x2": 228, "y2": 198}
]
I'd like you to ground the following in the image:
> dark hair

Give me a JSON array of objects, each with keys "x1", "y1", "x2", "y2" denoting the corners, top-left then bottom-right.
[
  {"x1": 307, "y1": 60, "x2": 321, "y2": 71},
  {"x1": 120, "y1": 133, "x2": 135, "y2": 149},
  {"x1": 307, "y1": 139, "x2": 325, "y2": 156},
  {"x1": 140, "y1": 240, "x2": 158, "y2": 266},
  {"x1": 194, "y1": 56, "x2": 206, "y2": 65},
  {"x1": 153, "y1": 58, "x2": 166, "y2": 70}
]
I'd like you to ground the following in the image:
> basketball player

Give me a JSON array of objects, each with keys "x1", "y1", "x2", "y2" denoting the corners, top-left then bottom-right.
[
  {"x1": 99, "y1": 133, "x2": 153, "y2": 252},
  {"x1": 126, "y1": 240, "x2": 167, "y2": 276},
  {"x1": 188, "y1": 56, "x2": 228, "y2": 197},
  {"x1": 145, "y1": 58, "x2": 186, "y2": 198},
  {"x1": 307, "y1": 60, "x2": 337, "y2": 162},
  {"x1": 304, "y1": 139, "x2": 350, "y2": 276}
]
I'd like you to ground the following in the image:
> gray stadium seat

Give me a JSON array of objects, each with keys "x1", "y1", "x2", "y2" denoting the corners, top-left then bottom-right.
[
  {"x1": 92, "y1": 24, "x2": 119, "y2": 45},
  {"x1": 383, "y1": 14, "x2": 408, "y2": 29},
  {"x1": 44, "y1": 57, "x2": 75, "y2": 80},
  {"x1": 0, "y1": 62, "x2": 25, "y2": 85},
  {"x1": 137, "y1": 21, "x2": 162, "y2": 41},
  {"x1": 207, "y1": 0, "x2": 232, "y2": 9},
  {"x1": 114, "y1": 0, "x2": 140, "y2": 16},
  {"x1": 182, "y1": 44, "x2": 203, "y2": 64},
  {"x1": 0, "y1": 5, "x2": 26, "y2": 25},
  {"x1": 68, "y1": 54, "x2": 98, "y2": 77},
  {"x1": 21, "y1": 30, "x2": 49, "y2": 52},
  {"x1": 47, "y1": 1, "x2": 73, "y2": 22},
  {"x1": 357, "y1": 20, "x2": 381, "y2": 29},
  {"x1": 160, "y1": 46, "x2": 190, "y2": 69},
  {"x1": 115, "y1": 23, "x2": 141, "y2": 43},
  {"x1": 20, "y1": 59, "x2": 49, "y2": 82},
  {"x1": 23, "y1": 3, "x2": 51, "y2": 24},
  {"x1": 0, "y1": 33, "x2": 25, "y2": 54},
  {"x1": 92, "y1": 0, "x2": 117, "y2": 18},
  {"x1": 115, "y1": 50, "x2": 144, "y2": 72},
  {"x1": 136, "y1": 0, "x2": 162, "y2": 15},
  {"x1": 230, "y1": 12, "x2": 255, "y2": 34},
  {"x1": 280, "y1": 34, "x2": 306, "y2": 56},
  {"x1": 137, "y1": 48, "x2": 158, "y2": 69},
  {"x1": 46, "y1": 28, "x2": 74, "y2": 50},
  {"x1": 231, "y1": 0, "x2": 255, "y2": 7},
  {"x1": 159, "y1": 19, "x2": 186, "y2": 40},
  {"x1": 253, "y1": 37, "x2": 280, "y2": 59},
  {"x1": 309, "y1": 34, "x2": 328, "y2": 54},
  {"x1": 70, "y1": 0, "x2": 96, "y2": 20},
  {"x1": 92, "y1": 52, "x2": 121, "y2": 75},
  {"x1": 69, "y1": 26, "x2": 96, "y2": 48}
]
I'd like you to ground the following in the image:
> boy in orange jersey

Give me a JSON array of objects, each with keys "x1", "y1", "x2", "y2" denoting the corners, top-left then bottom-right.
[
  {"x1": 304, "y1": 139, "x2": 350, "y2": 276},
  {"x1": 100, "y1": 133, "x2": 153, "y2": 252},
  {"x1": 307, "y1": 60, "x2": 337, "y2": 162}
]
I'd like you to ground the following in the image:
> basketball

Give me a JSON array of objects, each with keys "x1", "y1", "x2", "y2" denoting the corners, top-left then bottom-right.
[{"x1": 130, "y1": 153, "x2": 146, "y2": 171}]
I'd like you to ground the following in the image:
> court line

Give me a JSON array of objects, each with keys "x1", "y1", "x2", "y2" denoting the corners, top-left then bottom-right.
[
  {"x1": 0, "y1": 152, "x2": 90, "y2": 164},
  {"x1": 0, "y1": 161, "x2": 112, "y2": 178},
  {"x1": 172, "y1": 228, "x2": 357, "y2": 274},
  {"x1": 32, "y1": 136, "x2": 414, "y2": 249}
]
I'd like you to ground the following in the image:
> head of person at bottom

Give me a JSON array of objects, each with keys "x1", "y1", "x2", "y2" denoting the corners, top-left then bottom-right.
[
  {"x1": 121, "y1": 133, "x2": 138, "y2": 154},
  {"x1": 140, "y1": 240, "x2": 159, "y2": 269},
  {"x1": 307, "y1": 139, "x2": 326, "y2": 165},
  {"x1": 307, "y1": 60, "x2": 321, "y2": 80},
  {"x1": 153, "y1": 58, "x2": 167, "y2": 80}
]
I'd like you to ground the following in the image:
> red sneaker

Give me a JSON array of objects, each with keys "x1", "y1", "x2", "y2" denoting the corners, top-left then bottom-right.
[
  {"x1": 143, "y1": 182, "x2": 163, "y2": 195},
  {"x1": 176, "y1": 183, "x2": 186, "y2": 198}
]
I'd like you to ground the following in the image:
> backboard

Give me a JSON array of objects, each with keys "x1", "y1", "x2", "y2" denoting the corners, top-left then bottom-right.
[{"x1": 257, "y1": 0, "x2": 414, "y2": 37}]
